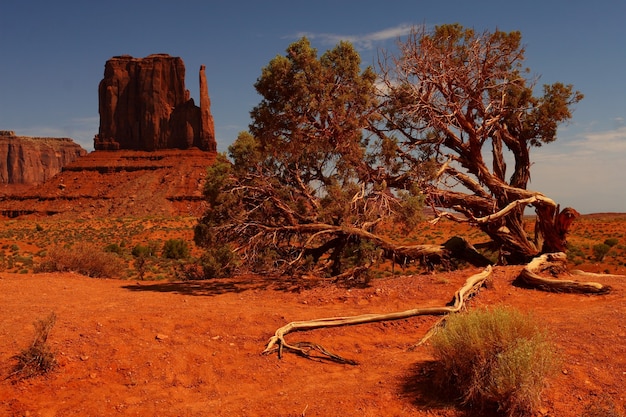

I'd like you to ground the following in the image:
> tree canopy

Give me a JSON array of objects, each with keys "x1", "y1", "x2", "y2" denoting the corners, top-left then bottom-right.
[
  {"x1": 195, "y1": 25, "x2": 584, "y2": 278},
  {"x1": 195, "y1": 38, "x2": 428, "y2": 279},
  {"x1": 378, "y1": 24, "x2": 583, "y2": 263}
]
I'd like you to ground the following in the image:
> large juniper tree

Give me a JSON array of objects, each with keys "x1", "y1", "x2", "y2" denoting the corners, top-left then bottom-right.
[
  {"x1": 379, "y1": 24, "x2": 583, "y2": 263},
  {"x1": 196, "y1": 25, "x2": 584, "y2": 278},
  {"x1": 195, "y1": 38, "x2": 439, "y2": 279}
]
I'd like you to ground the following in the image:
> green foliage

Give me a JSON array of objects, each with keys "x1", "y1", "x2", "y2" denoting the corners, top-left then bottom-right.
[
  {"x1": 162, "y1": 238, "x2": 190, "y2": 260},
  {"x1": 430, "y1": 306, "x2": 558, "y2": 416},
  {"x1": 604, "y1": 238, "x2": 619, "y2": 247},
  {"x1": 200, "y1": 245, "x2": 240, "y2": 278},
  {"x1": 37, "y1": 244, "x2": 125, "y2": 278},
  {"x1": 195, "y1": 37, "x2": 427, "y2": 278},
  {"x1": 11, "y1": 312, "x2": 57, "y2": 379},
  {"x1": 132, "y1": 242, "x2": 158, "y2": 258},
  {"x1": 592, "y1": 243, "x2": 611, "y2": 261},
  {"x1": 103, "y1": 242, "x2": 124, "y2": 255}
]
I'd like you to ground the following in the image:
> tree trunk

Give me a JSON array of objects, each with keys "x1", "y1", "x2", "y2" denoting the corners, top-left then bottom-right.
[
  {"x1": 534, "y1": 206, "x2": 580, "y2": 254},
  {"x1": 516, "y1": 252, "x2": 610, "y2": 294}
]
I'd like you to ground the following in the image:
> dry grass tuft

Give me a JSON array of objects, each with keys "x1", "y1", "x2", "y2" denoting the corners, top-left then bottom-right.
[
  {"x1": 11, "y1": 312, "x2": 57, "y2": 379},
  {"x1": 430, "y1": 306, "x2": 559, "y2": 417}
]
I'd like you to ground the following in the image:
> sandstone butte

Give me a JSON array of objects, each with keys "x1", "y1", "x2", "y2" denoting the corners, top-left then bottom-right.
[
  {"x1": 95, "y1": 54, "x2": 216, "y2": 152},
  {"x1": 0, "y1": 54, "x2": 218, "y2": 219}
]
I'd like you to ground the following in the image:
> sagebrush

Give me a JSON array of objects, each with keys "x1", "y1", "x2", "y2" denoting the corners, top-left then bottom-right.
[
  {"x1": 429, "y1": 306, "x2": 559, "y2": 417},
  {"x1": 37, "y1": 244, "x2": 125, "y2": 277}
]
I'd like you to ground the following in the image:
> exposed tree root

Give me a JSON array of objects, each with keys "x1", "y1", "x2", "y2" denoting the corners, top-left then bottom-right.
[
  {"x1": 516, "y1": 253, "x2": 612, "y2": 294},
  {"x1": 262, "y1": 266, "x2": 492, "y2": 363}
]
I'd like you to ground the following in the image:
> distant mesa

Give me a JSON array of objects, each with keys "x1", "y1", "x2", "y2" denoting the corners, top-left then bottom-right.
[
  {"x1": 0, "y1": 131, "x2": 87, "y2": 185},
  {"x1": 94, "y1": 54, "x2": 217, "y2": 152},
  {"x1": 0, "y1": 54, "x2": 218, "y2": 218}
]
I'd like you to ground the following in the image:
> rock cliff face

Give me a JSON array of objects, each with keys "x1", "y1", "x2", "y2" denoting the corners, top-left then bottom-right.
[
  {"x1": 0, "y1": 132, "x2": 87, "y2": 185},
  {"x1": 94, "y1": 54, "x2": 216, "y2": 152}
]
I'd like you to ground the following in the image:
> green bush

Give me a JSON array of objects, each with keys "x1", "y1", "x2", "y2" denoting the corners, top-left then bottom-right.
[
  {"x1": 201, "y1": 245, "x2": 239, "y2": 278},
  {"x1": 592, "y1": 243, "x2": 611, "y2": 261},
  {"x1": 37, "y1": 244, "x2": 125, "y2": 278},
  {"x1": 162, "y1": 239, "x2": 190, "y2": 260},
  {"x1": 430, "y1": 306, "x2": 559, "y2": 417},
  {"x1": 132, "y1": 243, "x2": 157, "y2": 258},
  {"x1": 103, "y1": 243, "x2": 124, "y2": 255},
  {"x1": 604, "y1": 238, "x2": 619, "y2": 248}
]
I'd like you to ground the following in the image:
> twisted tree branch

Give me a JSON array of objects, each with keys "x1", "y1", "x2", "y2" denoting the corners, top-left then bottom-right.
[{"x1": 262, "y1": 266, "x2": 492, "y2": 363}]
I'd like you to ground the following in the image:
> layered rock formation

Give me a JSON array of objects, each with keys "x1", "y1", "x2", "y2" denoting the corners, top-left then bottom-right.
[
  {"x1": 0, "y1": 55, "x2": 219, "y2": 218},
  {"x1": 94, "y1": 54, "x2": 216, "y2": 152},
  {"x1": 0, "y1": 149, "x2": 215, "y2": 218},
  {"x1": 0, "y1": 131, "x2": 87, "y2": 185}
]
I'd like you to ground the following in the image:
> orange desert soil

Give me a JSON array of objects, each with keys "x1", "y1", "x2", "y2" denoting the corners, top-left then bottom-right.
[{"x1": 1, "y1": 265, "x2": 625, "y2": 416}]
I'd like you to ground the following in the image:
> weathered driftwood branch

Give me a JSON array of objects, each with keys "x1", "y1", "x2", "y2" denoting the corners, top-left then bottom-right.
[
  {"x1": 516, "y1": 253, "x2": 611, "y2": 294},
  {"x1": 262, "y1": 266, "x2": 492, "y2": 363},
  {"x1": 431, "y1": 194, "x2": 556, "y2": 226}
]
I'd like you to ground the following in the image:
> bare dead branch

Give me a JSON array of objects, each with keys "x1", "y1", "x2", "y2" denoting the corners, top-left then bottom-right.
[
  {"x1": 516, "y1": 253, "x2": 611, "y2": 294},
  {"x1": 262, "y1": 266, "x2": 492, "y2": 363}
]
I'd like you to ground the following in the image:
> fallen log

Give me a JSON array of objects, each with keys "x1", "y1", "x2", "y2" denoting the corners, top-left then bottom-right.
[
  {"x1": 262, "y1": 265, "x2": 492, "y2": 363},
  {"x1": 516, "y1": 253, "x2": 611, "y2": 294}
]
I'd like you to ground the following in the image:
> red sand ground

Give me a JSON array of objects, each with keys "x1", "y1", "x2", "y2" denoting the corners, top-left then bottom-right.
[{"x1": 1, "y1": 264, "x2": 625, "y2": 416}]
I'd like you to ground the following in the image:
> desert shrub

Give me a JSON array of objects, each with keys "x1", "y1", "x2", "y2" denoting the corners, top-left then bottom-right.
[
  {"x1": 430, "y1": 306, "x2": 559, "y2": 417},
  {"x1": 103, "y1": 242, "x2": 124, "y2": 255},
  {"x1": 592, "y1": 243, "x2": 611, "y2": 261},
  {"x1": 604, "y1": 238, "x2": 619, "y2": 248},
  {"x1": 132, "y1": 243, "x2": 157, "y2": 258},
  {"x1": 162, "y1": 238, "x2": 190, "y2": 260},
  {"x1": 13, "y1": 255, "x2": 33, "y2": 266},
  {"x1": 37, "y1": 244, "x2": 125, "y2": 278},
  {"x1": 11, "y1": 312, "x2": 57, "y2": 379},
  {"x1": 133, "y1": 255, "x2": 148, "y2": 280},
  {"x1": 201, "y1": 245, "x2": 239, "y2": 278},
  {"x1": 567, "y1": 243, "x2": 585, "y2": 260}
]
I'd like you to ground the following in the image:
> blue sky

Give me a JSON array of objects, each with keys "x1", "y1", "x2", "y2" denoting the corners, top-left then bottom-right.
[{"x1": 1, "y1": 0, "x2": 624, "y2": 213}]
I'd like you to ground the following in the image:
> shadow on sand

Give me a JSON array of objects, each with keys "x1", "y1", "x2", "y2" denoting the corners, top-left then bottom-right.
[
  {"x1": 122, "y1": 274, "x2": 370, "y2": 297},
  {"x1": 399, "y1": 361, "x2": 501, "y2": 417}
]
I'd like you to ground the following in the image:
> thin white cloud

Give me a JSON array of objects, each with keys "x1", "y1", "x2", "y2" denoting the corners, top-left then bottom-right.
[
  {"x1": 529, "y1": 125, "x2": 626, "y2": 212},
  {"x1": 16, "y1": 116, "x2": 99, "y2": 151},
  {"x1": 294, "y1": 23, "x2": 414, "y2": 50},
  {"x1": 533, "y1": 126, "x2": 626, "y2": 163},
  {"x1": 584, "y1": 126, "x2": 626, "y2": 152}
]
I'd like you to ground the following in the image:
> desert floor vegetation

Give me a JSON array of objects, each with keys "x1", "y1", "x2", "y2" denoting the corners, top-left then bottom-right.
[
  {"x1": 1, "y1": 214, "x2": 624, "y2": 279},
  {"x1": 0, "y1": 216, "x2": 200, "y2": 280}
]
